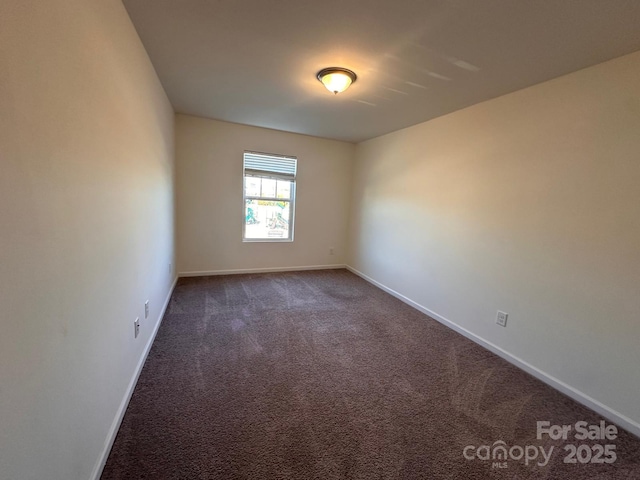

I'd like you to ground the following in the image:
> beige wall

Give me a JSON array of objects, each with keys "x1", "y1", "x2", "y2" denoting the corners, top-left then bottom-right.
[
  {"x1": 176, "y1": 114, "x2": 354, "y2": 274},
  {"x1": 0, "y1": 1, "x2": 175, "y2": 479},
  {"x1": 348, "y1": 51, "x2": 640, "y2": 435}
]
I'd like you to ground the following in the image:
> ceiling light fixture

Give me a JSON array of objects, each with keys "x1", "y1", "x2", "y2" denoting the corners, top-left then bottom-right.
[{"x1": 316, "y1": 67, "x2": 357, "y2": 94}]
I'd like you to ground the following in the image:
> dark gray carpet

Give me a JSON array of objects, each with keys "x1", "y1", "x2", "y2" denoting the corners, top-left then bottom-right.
[{"x1": 102, "y1": 269, "x2": 640, "y2": 479}]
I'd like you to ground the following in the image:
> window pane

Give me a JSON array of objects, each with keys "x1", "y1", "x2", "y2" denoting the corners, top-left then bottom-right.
[
  {"x1": 244, "y1": 199, "x2": 290, "y2": 239},
  {"x1": 261, "y1": 178, "x2": 276, "y2": 198},
  {"x1": 245, "y1": 176, "x2": 261, "y2": 197},
  {"x1": 276, "y1": 180, "x2": 291, "y2": 199}
]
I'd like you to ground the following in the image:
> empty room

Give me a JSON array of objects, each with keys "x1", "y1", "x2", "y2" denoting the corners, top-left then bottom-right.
[{"x1": 2, "y1": 0, "x2": 640, "y2": 479}]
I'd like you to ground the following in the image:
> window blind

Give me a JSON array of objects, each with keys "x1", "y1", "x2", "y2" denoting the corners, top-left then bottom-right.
[{"x1": 244, "y1": 151, "x2": 297, "y2": 180}]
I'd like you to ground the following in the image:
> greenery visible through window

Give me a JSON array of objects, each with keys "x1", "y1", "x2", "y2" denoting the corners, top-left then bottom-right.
[{"x1": 243, "y1": 152, "x2": 297, "y2": 241}]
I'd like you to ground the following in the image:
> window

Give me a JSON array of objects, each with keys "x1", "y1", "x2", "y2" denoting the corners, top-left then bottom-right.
[{"x1": 243, "y1": 151, "x2": 297, "y2": 241}]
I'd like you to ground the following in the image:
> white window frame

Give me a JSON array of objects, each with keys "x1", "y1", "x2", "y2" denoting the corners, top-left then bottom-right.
[{"x1": 242, "y1": 151, "x2": 297, "y2": 242}]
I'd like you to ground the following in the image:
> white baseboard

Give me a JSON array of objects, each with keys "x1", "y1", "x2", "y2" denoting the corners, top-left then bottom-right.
[
  {"x1": 345, "y1": 265, "x2": 640, "y2": 439},
  {"x1": 90, "y1": 276, "x2": 178, "y2": 480},
  {"x1": 179, "y1": 264, "x2": 346, "y2": 277}
]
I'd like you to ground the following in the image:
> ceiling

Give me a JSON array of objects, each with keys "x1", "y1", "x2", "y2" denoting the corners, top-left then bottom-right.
[{"x1": 122, "y1": 0, "x2": 640, "y2": 143}]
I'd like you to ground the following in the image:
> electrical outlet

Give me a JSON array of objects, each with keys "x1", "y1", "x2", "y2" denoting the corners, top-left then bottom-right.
[
  {"x1": 145, "y1": 300, "x2": 149, "y2": 319},
  {"x1": 496, "y1": 311, "x2": 508, "y2": 327},
  {"x1": 134, "y1": 318, "x2": 140, "y2": 338}
]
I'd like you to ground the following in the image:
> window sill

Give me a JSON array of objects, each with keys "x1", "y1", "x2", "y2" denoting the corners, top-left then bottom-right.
[{"x1": 242, "y1": 238, "x2": 294, "y2": 243}]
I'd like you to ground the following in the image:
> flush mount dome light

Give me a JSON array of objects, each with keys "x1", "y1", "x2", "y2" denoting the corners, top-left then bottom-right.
[{"x1": 317, "y1": 67, "x2": 357, "y2": 94}]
